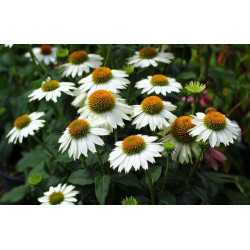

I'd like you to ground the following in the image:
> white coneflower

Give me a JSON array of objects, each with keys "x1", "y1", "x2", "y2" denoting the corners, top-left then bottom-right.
[
  {"x1": 71, "y1": 87, "x2": 88, "y2": 108},
  {"x1": 189, "y1": 108, "x2": 241, "y2": 147},
  {"x1": 28, "y1": 77, "x2": 76, "y2": 103},
  {"x1": 132, "y1": 96, "x2": 176, "y2": 131},
  {"x1": 109, "y1": 135, "x2": 164, "y2": 173},
  {"x1": 78, "y1": 67, "x2": 130, "y2": 96},
  {"x1": 58, "y1": 50, "x2": 103, "y2": 78},
  {"x1": 160, "y1": 116, "x2": 199, "y2": 164},
  {"x1": 78, "y1": 90, "x2": 132, "y2": 132},
  {"x1": 135, "y1": 74, "x2": 182, "y2": 95},
  {"x1": 58, "y1": 117, "x2": 110, "y2": 160},
  {"x1": 38, "y1": 183, "x2": 79, "y2": 205},
  {"x1": 128, "y1": 46, "x2": 174, "y2": 68},
  {"x1": 25, "y1": 45, "x2": 57, "y2": 65},
  {"x1": 6, "y1": 112, "x2": 45, "y2": 144}
]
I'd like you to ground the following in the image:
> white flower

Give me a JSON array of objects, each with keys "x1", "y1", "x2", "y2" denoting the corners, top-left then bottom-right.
[
  {"x1": 71, "y1": 87, "x2": 88, "y2": 108},
  {"x1": 78, "y1": 67, "x2": 130, "y2": 96},
  {"x1": 58, "y1": 117, "x2": 110, "y2": 160},
  {"x1": 128, "y1": 46, "x2": 174, "y2": 68},
  {"x1": 109, "y1": 135, "x2": 164, "y2": 173},
  {"x1": 28, "y1": 77, "x2": 76, "y2": 103},
  {"x1": 6, "y1": 112, "x2": 45, "y2": 144},
  {"x1": 5, "y1": 44, "x2": 13, "y2": 48},
  {"x1": 189, "y1": 110, "x2": 241, "y2": 147},
  {"x1": 58, "y1": 50, "x2": 103, "y2": 78},
  {"x1": 38, "y1": 183, "x2": 79, "y2": 205},
  {"x1": 160, "y1": 116, "x2": 199, "y2": 164},
  {"x1": 135, "y1": 74, "x2": 182, "y2": 95},
  {"x1": 78, "y1": 90, "x2": 132, "y2": 132},
  {"x1": 132, "y1": 96, "x2": 177, "y2": 131},
  {"x1": 25, "y1": 45, "x2": 57, "y2": 65}
]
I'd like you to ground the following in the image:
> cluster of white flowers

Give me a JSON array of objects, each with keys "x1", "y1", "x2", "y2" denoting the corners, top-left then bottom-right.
[{"x1": 6, "y1": 45, "x2": 241, "y2": 205}]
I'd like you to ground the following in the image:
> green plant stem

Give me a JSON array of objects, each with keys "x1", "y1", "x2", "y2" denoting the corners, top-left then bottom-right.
[
  {"x1": 185, "y1": 150, "x2": 204, "y2": 190},
  {"x1": 27, "y1": 45, "x2": 46, "y2": 81},
  {"x1": 28, "y1": 45, "x2": 49, "y2": 77},
  {"x1": 33, "y1": 135, "x2": 56, "y2": 159},
  {"x1": 54, "y1": 102, "x2": 68, "y2": 127},
  {"x1": 114, "y1": 129, "x2": 118, "y2": 142},
  {"x1": 159, "y1": 44, "x2": 162, "y2": 52},
  {"x1": 144, "y1": 170, "x2": 155, "y2": 205},
  {"x1": 79, "y1": 156, "x2": 87, "y2": 168},
  {"x1": 97, "y1": 150, "x2": 106, "y2": 175},
  {"x1": 161, "y1": 153, "x2": 170, "y2": 193},
  {"x1": 104, "y1": 44, "x2": 112, "y2": 67},
  {"x1": 192, "y1": 95, "x2": 197, "y2": 115}
]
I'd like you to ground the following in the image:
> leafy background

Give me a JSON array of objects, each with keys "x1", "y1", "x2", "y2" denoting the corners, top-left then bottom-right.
[{"x1": 0, "y1": 44, "x2": 249, "y2": 205}]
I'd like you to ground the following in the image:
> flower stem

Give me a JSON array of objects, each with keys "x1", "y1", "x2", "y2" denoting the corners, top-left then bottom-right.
[
  {"x1": 33, "y1": 135, "x2": 56, "y2": 159},
  {"x1": 192, "y1": 95, "x2": 197, "y2": 115},
  {"x1": 104, "y1": 44, "x2": 112, "y2": 67},
  {"x1": 144, "y1": 169, "x2": 155, "y2": 205},
  {"x1": 27, "y1": 45, "x2": 50, "y2": 78},
  {"x1": 161, "y1": 153, "x2": 170, "y2": 193},
  {"x1": 97, "y1": 150, "x2": 106, "y2": 175},
  {"x1": 27, "y1": 45, "x2": 46, "y2": 81},
  {"x1": 54, "y1": 102, "x2": 68, "y2": 127},
  {"x1": 185, "y1": 150, "x2": 203, "y2": 190}
]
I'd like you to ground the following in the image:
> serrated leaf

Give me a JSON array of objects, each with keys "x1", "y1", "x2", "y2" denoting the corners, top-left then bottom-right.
[
  {"x1": 68, "y1": 169, "x2": 95, "y2": 185},
  {"x1": 94, "y1": 175, "x2": 110, "y2": 205},
  {"x1": 0, "y1": 185, "x2": 26, "y2": 203}
]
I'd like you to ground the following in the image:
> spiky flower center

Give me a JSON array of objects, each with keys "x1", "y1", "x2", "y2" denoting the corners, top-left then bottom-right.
[
  {"x1": 141, "y1": 96, "x2": 164, "y2": 115},
  {"x1": 40, "y1": 45, "x2": 52, "y2": 55},
  {"x1": 14, "y1": 114, "x2": 31, "y2": 129},
  {"x1": 122, "y1": 135, "x2": 146, "y2": 155},
  {"x1": 49, "y1": 191, "x2": 64, "y2": 205},
  {"x1": 41, "y1": 80, "x2": 59, "y2": 92},
  {"x1": 69, "y1": 119, "x2": 90, "y2": 139},
  {"x1": 92, "y1": 67, "x2": 113, "y2": 84},
  {"x1": 88, "y1": 90, "x2": 116, "y2": 113},
  {"x1": 122, "y1": 196, "x2": 138, "y2": 205},
  {"x1": 204, "y1": 111, "x2": 226, "y2": 131},
  {"x1": 69, "y1": 51, "x2": 88, "y2": 65},
  {"x1": 139, "y1": 47, "x2": 158, "y2": 59},
  {"x1": 185, "y1": 81, "x2": 206, "y2": 95},
  {"x1": 151, "y1": 74, "x2": 169, "y2": 86},
  {"x1": 171, "y1": 116, "x2": 195, "y2": 144}
]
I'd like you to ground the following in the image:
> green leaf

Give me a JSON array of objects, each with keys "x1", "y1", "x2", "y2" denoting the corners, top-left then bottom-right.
[
  {"x1": 68, "y1": 169, "x2": 95, "y2": 186},
  {"x1": 158, "y1": 191, "x2": 176, "y2": 205},
  {"x1": 148, "y1": 165, "x2": 162, "y2": 184},
  {"x1": 16, "y1": 151, "x2": 47, "y2": 172},
  {"x1": 116, "y1": 173, "x2": 141, "y2": 187},
  {"x1": 94, "y1": 175, "x2": 110, "y2": 205},
  {"x1": 31, "y1": 79, "x2": 43, "y2": 89},
  {"x1": 0, "y1": 185, "x2": 26, "y2": 203}
]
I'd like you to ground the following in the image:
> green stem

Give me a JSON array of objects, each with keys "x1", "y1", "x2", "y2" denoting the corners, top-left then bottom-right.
[
  {"x1": 104, "y1": 44, "x2": 112, "y2": 67},
  {"x1": 97, "y1": 150, "x2": 106, "y2": 175},
  {"x1": 54, "y1": 102, "x2": 68, "y2": 127},
  {"x1": 28, "y1": 45, "x2": 49, "y2": 77},
  {"x1": 79, "y1": 156, "x2": 87, "y2": 168},
  {"x1": 33, "y1": 135, "x2": 56, "y2": 159},
  {"x1": 185, "y1": 150, "x2": 204, "y2": 190},
  {"x1": 192, "y1": 95, "x2": 197, "y2": 115},
  {"x1": 144, "y1": 170, "x2": 155, "y2": 205},
  {"x1": 33, "y1": 136, "x2": 68, "y2": 173},
  {"x1": 159, "y1": 44, "x2": 162, "y2": 52},
  {"x1": 161, "y1": 153, "x2": 170, "y2": 193},
  {"x1": 70, "y1": 44, "x2": 74, "y2": 53},
  {"x1": 27, "y1": 45, "x2": 46, "y2": 81}
]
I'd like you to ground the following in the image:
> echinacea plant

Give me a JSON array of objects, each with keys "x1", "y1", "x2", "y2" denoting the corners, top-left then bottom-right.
[{"x1": 1, "y1": 44, "x2": 244, "y2": 206}]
